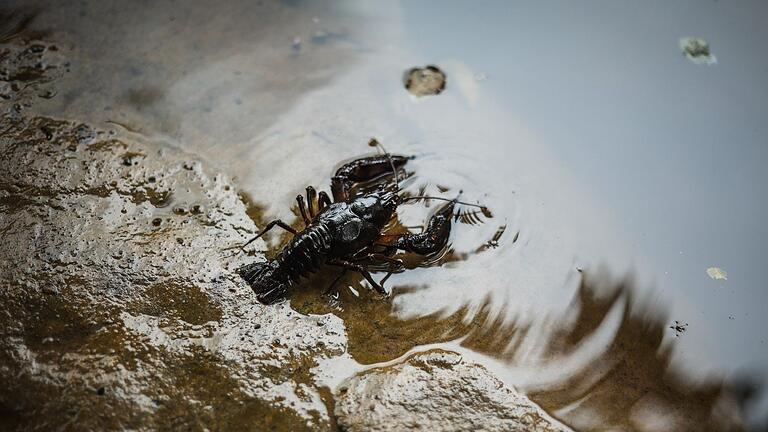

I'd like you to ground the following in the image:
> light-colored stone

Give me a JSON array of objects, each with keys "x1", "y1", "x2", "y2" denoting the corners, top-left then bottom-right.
[{"x1": 335, "y1": 349, "x2": 571, "y2": 432}]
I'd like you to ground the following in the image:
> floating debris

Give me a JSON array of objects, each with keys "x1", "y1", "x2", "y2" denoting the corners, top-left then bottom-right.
[
  {"x1": 403, "y1": 65, "x2": 446, "y2": 97},
  {"x1": 670, "y1": 321, "x2": 688, "y2": 337},
  {"x1": 706, "y1": 267, "x2": 728, "y2": 280},
  {"x1": 311, "y1": 30, "x2": 328, "y2": 44},
  {"x1": 679, "y1": 37, "x2": 717, "y2": 65}
]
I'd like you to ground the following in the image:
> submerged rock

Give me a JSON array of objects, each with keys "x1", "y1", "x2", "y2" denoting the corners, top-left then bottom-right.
[{"x1": 335, "y1": 349, "x2": 570, "y2": 432}]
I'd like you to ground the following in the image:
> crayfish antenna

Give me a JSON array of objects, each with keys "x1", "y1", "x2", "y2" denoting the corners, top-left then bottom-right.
[
  {"x1": 402, "y1": 195, "x2": 485, "y2": 209},
  {"x1": 368, "y1": 138, "x2": 400, "y2": 192}
]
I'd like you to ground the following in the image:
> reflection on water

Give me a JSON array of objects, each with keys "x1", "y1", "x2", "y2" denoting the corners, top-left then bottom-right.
[
  {"x1": 529, "y1": 273, "x2": 744, "y2": 431},
  {"x1": 293, "y1": 265, "x2": 755, "y2": 431}
]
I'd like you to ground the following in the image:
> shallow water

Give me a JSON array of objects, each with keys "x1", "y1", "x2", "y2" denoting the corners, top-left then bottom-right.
[{"x1": 3, "y1": 0, "x2": 767, "y2": 430}]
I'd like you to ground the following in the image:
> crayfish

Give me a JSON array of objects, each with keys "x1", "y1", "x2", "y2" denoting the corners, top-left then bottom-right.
[{"x1": 238, "y1": 140, "x2": 485, "y2": 304}]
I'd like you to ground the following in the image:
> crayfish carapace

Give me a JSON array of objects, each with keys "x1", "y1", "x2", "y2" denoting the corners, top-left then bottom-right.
[{"x1": 238, "y1": 140, "x2": 486, "y2": 304}]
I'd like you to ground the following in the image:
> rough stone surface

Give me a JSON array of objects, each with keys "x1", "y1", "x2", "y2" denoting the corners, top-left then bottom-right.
[
  {"x1": 335, "y1": 349, "x2": 570, "y2": 432},
  {"x1": 0, "y1": 110, "x2": 351, "y2": 430},
  {"x1": 0, "y1": 36, "x2": 347, "y2": 429}
]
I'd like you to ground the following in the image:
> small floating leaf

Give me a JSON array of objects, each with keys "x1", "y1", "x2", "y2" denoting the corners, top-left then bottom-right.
[{"x1": 706, "y1": 267, "x2": 727, "y2": 280}]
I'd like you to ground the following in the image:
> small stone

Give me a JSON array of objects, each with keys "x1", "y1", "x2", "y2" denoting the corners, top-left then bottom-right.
[{"x1": 403, "y1": 65, "x2": 446, "y2": 97}]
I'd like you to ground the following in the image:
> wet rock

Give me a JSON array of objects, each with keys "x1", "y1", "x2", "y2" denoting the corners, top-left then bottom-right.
[
  {"x1": 335, "y1": 349, "x2": 570, "y2": 432},
  {"x1": 403, "y1": 65, "x2": 446, "y2": 97},
  {"x1": 0, "y1": 111, "x2": 346, "y2": 430},
  {"x1": 0, "y1": 37, "x2": 65, "y2": 104},
  {"x1": 1, "y1": 29, "x2": 351, "y2": 429}
]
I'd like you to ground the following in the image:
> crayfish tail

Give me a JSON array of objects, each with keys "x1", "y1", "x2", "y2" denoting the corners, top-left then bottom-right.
[
  {"x1": 254, "y1": 283, "x2": 290, "y2": 305},
  {"x1": 238, "y1": 261, "x2": 270, "y2": 284},
  {"x1": 238, "y1": 261, "x2": 290, "y2": 305}
]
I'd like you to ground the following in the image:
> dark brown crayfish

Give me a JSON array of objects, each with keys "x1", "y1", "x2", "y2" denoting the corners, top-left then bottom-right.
[{"x1": 238, "y1": 141, "x2": 484, "y2": 304}]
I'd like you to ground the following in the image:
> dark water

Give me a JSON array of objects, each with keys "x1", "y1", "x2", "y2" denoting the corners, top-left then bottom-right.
[{"x1": 3, "y1": 0, "x2": 767, "y2": 430}]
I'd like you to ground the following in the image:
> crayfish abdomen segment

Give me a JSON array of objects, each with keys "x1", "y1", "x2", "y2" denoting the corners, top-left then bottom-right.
[
  {"x1": 274, "y1": 223, "x2": 333, "y2": 280},
  {"x1": 239, "y1": 223, "x2": 334, "y2": 304}
]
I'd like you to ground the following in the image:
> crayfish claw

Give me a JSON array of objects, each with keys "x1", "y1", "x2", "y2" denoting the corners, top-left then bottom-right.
[
  {"x1": 331, "y1": 154, "x2": 410, "y2": 201},
  {"x1": 391, "y1": 199, "x2": 455, "y2": 256}
]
